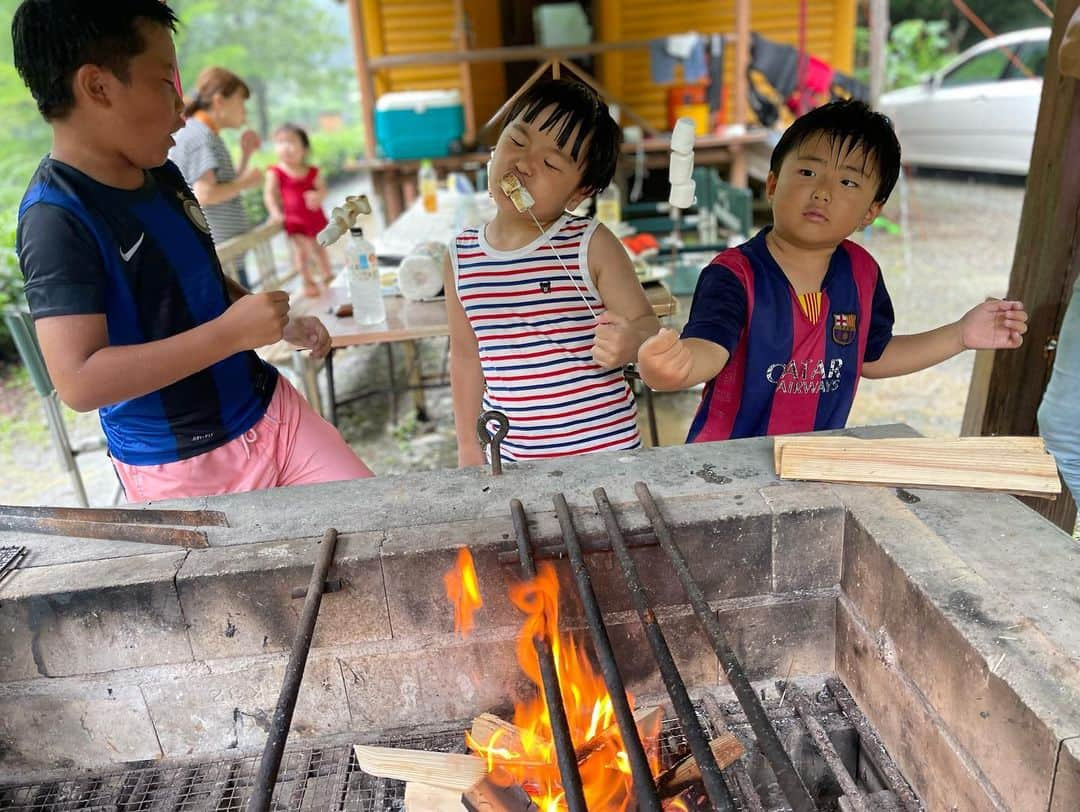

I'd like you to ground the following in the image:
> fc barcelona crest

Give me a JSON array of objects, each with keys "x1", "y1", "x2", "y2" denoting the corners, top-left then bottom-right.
[{"x1": 832, "y1": 313, "x2": 857, "y2": 345}]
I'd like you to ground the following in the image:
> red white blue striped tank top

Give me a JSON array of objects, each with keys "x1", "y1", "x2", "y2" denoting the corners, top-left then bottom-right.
[{"x1": 451, "y1": 214, "x2": 641, "y2": 461}]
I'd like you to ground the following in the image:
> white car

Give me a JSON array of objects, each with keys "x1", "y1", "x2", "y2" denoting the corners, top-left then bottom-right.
[{"x1": 878, "y1": 28, "x2": 1050, "y2": 175}]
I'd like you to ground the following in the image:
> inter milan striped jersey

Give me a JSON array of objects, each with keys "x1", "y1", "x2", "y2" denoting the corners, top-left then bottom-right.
[
  {"x1": 682, "y1": 227, "x2": 894, "y2": 442},
  {"x1": 17, "y1": 158, "x2": 277, "y2": 465},
  {"x1": 452, "y1": 214, "x2": 641, "y2": 461}
]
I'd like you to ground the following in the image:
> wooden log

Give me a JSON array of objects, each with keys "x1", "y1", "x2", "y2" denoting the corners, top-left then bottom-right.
[
  {"x1": 656, "y1": 732, "x2": 745, "y2": 797},
  {"x1": 404, "y1": 781, "x2": 466, "y2": 811},
  {"x1": 774, "y1": 436, "x2": 1060, "y2": 498},
  {"x1": 470, "y1": 712, "x2": 525, "y2": 756},
  {"x1": 573, "y1": 705, "x2": 664, "y2": 764},
  {"x1": 352, "y1": 744, "x2": 487, "y2": 790},
  {"x1": 462, "y1": 767, "x2": 539, "y2": 812}
]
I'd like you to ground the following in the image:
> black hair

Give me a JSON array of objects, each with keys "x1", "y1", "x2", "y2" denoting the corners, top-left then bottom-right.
[
  {"x1": 12, "y1": 0, "x2": 179, "y2": 121},
  {"x1": 769, "y1": 100, "x2": 901, "y2": 204},
  {"x1": 273, "y1": 122, "x2": 311, "y2": 152},
  {"x1": 502, "y1": 78, "x2": 621, "y2": 195}
]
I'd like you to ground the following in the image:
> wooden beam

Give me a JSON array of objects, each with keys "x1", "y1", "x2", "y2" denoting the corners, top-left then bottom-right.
[
  {"x1": 367, "y1": 35, "x2": 737, "y2": 70},
  {"x1": 346, "y1": 0, "x2": 377, "y2": 159},
  {"x1": 453, "y1": 0, "x2": 476, "y2": 146},
  {"x1": 477, "y1": 60, "x2": 554, "y2": 143},
  {"x1": 963, "y1": 0, "x2": 1080, "y2": 530},
  {"x1": 868, "y1": 0, "x2": 890, "y2": 107},
  {"x1": 729, "y1": 0, "x2": 752, "y2": 188}
]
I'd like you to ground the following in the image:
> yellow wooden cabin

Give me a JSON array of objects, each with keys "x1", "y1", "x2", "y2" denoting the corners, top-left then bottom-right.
[{"x1": 351, "y1": 0, "x2": 858, "y2": 137}]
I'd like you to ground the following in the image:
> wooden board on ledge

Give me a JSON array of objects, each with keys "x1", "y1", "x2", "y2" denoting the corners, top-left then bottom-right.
[{"x1": 774, "y1": 435, "x2": 1060, "y2": 498}]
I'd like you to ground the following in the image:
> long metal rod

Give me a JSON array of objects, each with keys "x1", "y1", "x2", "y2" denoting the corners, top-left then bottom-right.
[
  {"x1": 248, "y1": 528, "x2": 340, "y2": 812},
  {"x1": 789, "y1": 687, "x2": 868, "y2": 811},
  {"x1": 0, "y1": 515, "x2": 209, "y2": 548},
  {"x1": 0, "y1": 504, "x2": 228, "y2": 526},
  {"x1": 509, "y1": 500, "x2": 587, "y2": 812},
  {"x1": 497, "y1": 527, "x2": 658, "y2": 564},
  {"x1": 593, "y1": 488, "x2": 735, "y2": 811},
  {"x1": 634, "y1": 482, "x2": 817, "y2": 812},
  {"x1": 826, "y1": 678, "x2": 921, "y2": 812},
  {"x1": 552, "y1": 493, "x2": 664, "y2": 812}
]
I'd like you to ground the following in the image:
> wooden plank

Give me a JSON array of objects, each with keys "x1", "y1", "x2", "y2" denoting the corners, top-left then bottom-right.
[
  {"x1": 773, "y1": 435, "x2": 1048, "y2": 473},
  {"x1": 352, "y1": 745, "x2": 487, "y2": 790},
  {"x1": 775, "y1": 437, "x2": 1060, "y2": 497},
  {"x1": 404, "y1": 781, "x2": 466, "y2": 811}
]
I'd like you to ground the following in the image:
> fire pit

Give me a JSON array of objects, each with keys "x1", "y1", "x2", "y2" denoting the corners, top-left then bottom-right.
[{"x1": 0, "y1": 426, "x2": 1077, "y2": 811}]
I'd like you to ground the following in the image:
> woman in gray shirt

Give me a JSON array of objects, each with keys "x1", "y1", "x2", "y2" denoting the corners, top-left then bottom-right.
[{"x1": 169, "y1": 66, "x2": 263, "y2": 286}]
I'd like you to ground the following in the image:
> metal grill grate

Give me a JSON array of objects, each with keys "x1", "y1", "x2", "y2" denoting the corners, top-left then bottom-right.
[{"x1": 0, "y1": 713, "x2": 711, "y2": 812}]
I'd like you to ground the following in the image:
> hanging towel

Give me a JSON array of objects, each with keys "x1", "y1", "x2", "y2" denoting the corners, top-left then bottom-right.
[{"x1": 649, "y1": 34, "x2": 707, "y2": 84}]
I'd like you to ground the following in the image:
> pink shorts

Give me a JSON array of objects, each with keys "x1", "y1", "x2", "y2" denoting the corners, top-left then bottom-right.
[{"x1": 113, "y1": 377, "x2": 373, "y2": 502}]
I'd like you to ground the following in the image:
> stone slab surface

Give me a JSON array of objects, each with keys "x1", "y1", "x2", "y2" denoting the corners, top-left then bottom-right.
[
  {"x1": 0, "y1": 551, "x2": 190, "y2": 680},
  {"x1": 836, "y1": 598, "x2": 1004, "y2": 811},
  {"x1": 0, "y1": 682, "x2": 162, "y2": 771},
  {"x1": 141, "y1": 653, "x2": 348, "y2": 756},
  {"x1": 177, "y1": 533, "x2": 390, "y2": 660}
]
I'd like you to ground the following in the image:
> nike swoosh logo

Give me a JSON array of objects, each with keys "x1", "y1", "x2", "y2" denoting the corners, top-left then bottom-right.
[{"x1": 120, "y1": 233, "x2": 145, "y2": 262}]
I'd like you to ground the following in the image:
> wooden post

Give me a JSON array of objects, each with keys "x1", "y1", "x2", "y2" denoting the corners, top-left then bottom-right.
[
  {"x1": 346, "y1": 0, "x2": 377, "y2": 159},
  {"x1": 963, "y1": 0, "x2": 1080, "y2": 531},
  {"x1": 730, "y1": 0, "x2": 752, "y2": 188},
  {"x1": 454, "y1": 0, "x2": 477, "y2": 146},
  {"x1": 868, "y1": 0, "x2": 889, "y2": 107}
]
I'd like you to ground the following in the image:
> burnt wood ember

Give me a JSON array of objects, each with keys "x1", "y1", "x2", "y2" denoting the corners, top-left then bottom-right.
[{"x1": 656, "y1": 731, "x2": 745, "y2": 797}]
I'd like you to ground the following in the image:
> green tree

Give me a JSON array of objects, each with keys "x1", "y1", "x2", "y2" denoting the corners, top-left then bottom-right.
[
  {"x1": 171, "y1": 0, "x2": 351, "y2": 137},
  {"x1": 889, "y1": 0, "x2": 1055, "y2": 49}
]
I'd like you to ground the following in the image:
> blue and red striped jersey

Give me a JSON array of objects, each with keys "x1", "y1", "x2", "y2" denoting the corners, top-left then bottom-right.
[{"x1": 682, "y1": 228, "x2": 894, "y2": 442}]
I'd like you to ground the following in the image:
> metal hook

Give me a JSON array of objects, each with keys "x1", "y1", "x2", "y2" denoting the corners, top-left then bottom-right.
[{"x1": 476, "y1": 410, "x2": 510, "y2": 476}]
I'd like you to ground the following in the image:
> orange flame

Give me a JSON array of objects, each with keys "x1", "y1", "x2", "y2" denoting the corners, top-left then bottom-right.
[
  {"x1": 444, "y1": 548, "x2": 483, "y2": 638},
  {"x1": 461, "y1": 561, "x2": 657, "y2": 811}
]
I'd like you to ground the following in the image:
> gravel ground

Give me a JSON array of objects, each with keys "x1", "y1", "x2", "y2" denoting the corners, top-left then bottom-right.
[{"x1": 0, "y1": 171, "x2": 1026, "y2": 507}]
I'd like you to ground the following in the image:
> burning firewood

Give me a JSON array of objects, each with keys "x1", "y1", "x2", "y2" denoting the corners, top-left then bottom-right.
[
  {"x1": 655, "y1": 731, "x2": 745, "y2": 797},
  {"x1": 572, "y1": 705, "x2": 663, "y2": 764},
  {"x1": 352, "y1": 744, "x2": 486, "y2": 790},
  {"x1": 661, "y1": 783, "x2": 713, "y2": 811},
  {"x1": 463, "y1": 767, "x2": 540, "y2": 811}
]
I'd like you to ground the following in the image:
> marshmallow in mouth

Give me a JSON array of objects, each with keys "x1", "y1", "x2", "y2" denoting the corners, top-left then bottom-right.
[{"x1": 499, "y1": 172, "x2": 535, "y2": 212}]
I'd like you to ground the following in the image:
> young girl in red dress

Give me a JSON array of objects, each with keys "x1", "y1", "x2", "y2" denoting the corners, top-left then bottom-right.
[{"x1": 264, "y1": 123, "x2": 333, "y2": 297}]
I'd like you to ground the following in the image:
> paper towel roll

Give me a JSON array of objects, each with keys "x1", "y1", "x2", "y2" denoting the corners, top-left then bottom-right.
[
  {"x1": 398, "y1": 242, "x2": 447, "y2": 301},
  {"x1": 668, "y1": 180, "x2": 696, "y2": 209},
  {"x1": 669, "y1": 151, "x2": 695, "y2": 184},
  {"x1": 671, "y1": 117, "x2": 697, "y2": 155}
]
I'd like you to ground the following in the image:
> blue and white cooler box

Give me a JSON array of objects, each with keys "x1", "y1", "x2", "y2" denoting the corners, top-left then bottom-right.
[{"x1": 374, "y1": 89, "x2": 465, "y2": 160}]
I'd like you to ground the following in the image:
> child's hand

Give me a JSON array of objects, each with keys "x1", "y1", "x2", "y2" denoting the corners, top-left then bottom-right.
[
  {"x1": 221, "y1": 291, "x2": 290, "y2": 352},
  {"x1": 592, "y1": 312, "x2": 637, "y2": 369},
  {"x1": 239, "y1": 129, "x2": 262, "y2": 158},
  {"x1": 960, "y1": 299, "x2": 1028, "y2": 350},
  {"x1": 283, "y1": 315, "x2": 332, "y2": 359},
  {"x1": 637, "y1": 327, "x2": 693, "y2": 390}
]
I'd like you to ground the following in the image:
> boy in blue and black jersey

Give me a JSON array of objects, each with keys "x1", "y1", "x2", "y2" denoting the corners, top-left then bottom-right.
[{"x1": 12, "y1": 0, "x2": 372, "y2": 500}]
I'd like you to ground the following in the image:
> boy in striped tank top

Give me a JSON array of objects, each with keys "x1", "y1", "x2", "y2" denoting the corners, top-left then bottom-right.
[{"x1": 445, "y1": 79, "x2": 660, "y2": 466}]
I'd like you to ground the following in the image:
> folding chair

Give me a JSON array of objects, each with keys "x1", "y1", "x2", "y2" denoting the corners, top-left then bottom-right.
[{"x1": 3, "y1": 309, "x2": 120, "y2": 507}]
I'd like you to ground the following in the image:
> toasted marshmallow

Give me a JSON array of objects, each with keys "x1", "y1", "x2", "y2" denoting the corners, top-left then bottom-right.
[
  {"x1": 498, "y1": 172, "x2": 523, "y2": 195},
  {"x1": 509, "y1": 187, "x2": 534, "y2": 212}
]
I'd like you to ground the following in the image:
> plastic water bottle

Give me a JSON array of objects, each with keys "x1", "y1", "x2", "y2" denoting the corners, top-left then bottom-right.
[
  {"x1": 345, "y1": 227, "x2": 385, "y2": 325},
  {"x1": 595, "y1": 182, "x2": 621, "y2": 230},
  {"x1": 419, "y1": 159, "x2": 438, "y2": 213}
]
